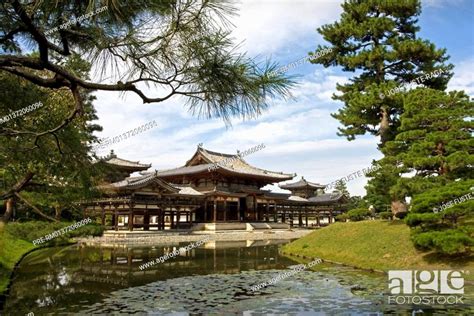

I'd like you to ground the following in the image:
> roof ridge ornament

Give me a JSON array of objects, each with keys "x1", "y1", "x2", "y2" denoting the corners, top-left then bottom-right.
[{"x1": 198, "y1": 143, "x2": 203, "y2": 148}]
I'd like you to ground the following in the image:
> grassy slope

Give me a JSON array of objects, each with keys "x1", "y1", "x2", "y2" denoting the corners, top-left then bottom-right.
[
  {"x1": 283, "y1": 220, "x2": 473, "y2": 278},
  {"x1": 0, "y1": 223, "x2": 35, "y2": 294},
  {"x1": 0, "y1": 221, "x2": 104, "y2": 295}
]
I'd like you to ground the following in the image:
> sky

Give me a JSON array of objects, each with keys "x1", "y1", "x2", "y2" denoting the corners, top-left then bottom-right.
[{"x1": 91, "y1": 0, "x2": 474, "y2": 197}]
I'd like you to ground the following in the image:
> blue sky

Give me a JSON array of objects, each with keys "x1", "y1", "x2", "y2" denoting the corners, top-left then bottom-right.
[{"x1": 92, "y1": 0, "x2": 474, "y2": 197}]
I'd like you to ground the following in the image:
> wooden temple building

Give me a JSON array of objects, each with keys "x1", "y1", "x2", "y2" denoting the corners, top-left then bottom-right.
[{"x1": 82, "y1": 146, "x2": 348, "y2": 231}]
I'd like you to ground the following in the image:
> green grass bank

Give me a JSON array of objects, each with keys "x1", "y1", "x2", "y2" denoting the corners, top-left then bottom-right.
[
  {"x1": 283, "y1": 220, "x2": 473, "y2": 279},
  {"x1": 0, "y1": 223, "x2": 35, "y2": 294},
  {"x1": 0, "y1": 221, "x2": 104, "y2": 295}
]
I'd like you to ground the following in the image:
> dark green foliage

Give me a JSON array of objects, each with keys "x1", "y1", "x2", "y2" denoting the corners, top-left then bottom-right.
[
  {"x1": 0, "y1": 0, "x2": 293, "y2": 123},
  {"x1": 5, "y1": 220, "x2": 104, "y2": 246},
  {"x1": 390, "y1": 89, "x2": 474, "y2": 255},
  {"x1": 334, "y1": 180, "x2": 350, "y2": 197},
  {"x1": 312, "y1": 0, "x2": 454, "y2": 218},
  {"x1": 365, "y1": 161, "x2": 395, "y2": 212},
  {"x1": 345, "y1": 208, "x2": 372, "y2": 222},
  {"x1": 312, "y1": 0, "x2": 452, "y2": 145},
  {"x1": 346, "y1": 196, "x2": 369, "y2": 211},
  {"x1": 411, "y1": 229, "x2": 473, "y2": 255},
  {"x1": 336, "y1": 213, "x2": 348, "y2": 222},
  {"x1": 0, "y1": 57, "x2": 105, "y2": 220},
  {"x1": 379, "y1": 211, "x2": 393, "y2": 220},
  {"x1": 394, "y1": 211, "x2": 408, "y2": 219}
]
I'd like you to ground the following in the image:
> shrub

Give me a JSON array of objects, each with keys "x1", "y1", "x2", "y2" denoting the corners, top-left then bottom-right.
[
  {"x1": 379, "y1": 212, "x2": 392, "y2": 220},
  {"x1": 68, "y1": 223, "x2": 104, "y2": 238},
  {"x1": 405, "y1": 213, "x2": 439, "y2": 227},
  {"x1": 5, "y1": 220, "x2": 104, "y2": 246},
  {"x1": 394, "y1": 211, "x2": 408, "y2": 219},
  {"x1": 336, "y1": 214, "x2": 348, "y2": 222},
  {"x1": 345, "y1": 208, "x2": 371, "y2": 221},
  {"x1": 412, "y1": 230, "x2": 473, "y2": 255}
]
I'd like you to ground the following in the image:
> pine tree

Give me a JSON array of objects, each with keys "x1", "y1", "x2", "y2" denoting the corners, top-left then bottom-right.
[
  {"x1": 311, "y1": 0, "x2": 453, "y2": 213},
  {"x1": 0, "y1": 55, "x2": 103, "y2": 223},
  {"x1": 386, "y1": 88, "x2": 473, "y2": 255},
  {"x1": 312, "y1": 0, "x2": 452, "y2": 145},
  {"x1": 334, "y1": 179, "x2": 350, "y2": 197}
]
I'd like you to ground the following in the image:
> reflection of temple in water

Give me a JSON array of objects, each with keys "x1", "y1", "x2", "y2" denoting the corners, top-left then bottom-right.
[
  {"x1": 78, "y1": 240, "x2": 291, "y2": 288},
  {"x1": 5, "y1": 242, "x2": 297, "y2": 314}
]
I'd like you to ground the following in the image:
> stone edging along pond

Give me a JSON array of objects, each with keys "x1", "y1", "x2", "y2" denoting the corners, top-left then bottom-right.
[{"x1": 76, "y1": 229, "x2": 313, "y2": 245}]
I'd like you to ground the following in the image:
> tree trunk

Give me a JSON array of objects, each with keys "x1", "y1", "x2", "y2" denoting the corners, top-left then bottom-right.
[
  {"x1": 1, "y1": 198, "x2": 15, "y2": 223},
  {"x1": 1, "y1": 171, "x2": 34, "y2": 200},
  {"x1": 14, "y1": 192, "x2": 58, "y2": 222},
  {"x1": 379, "y1": 106, "x2": 390, "y2": 145},
  {"x1": 55, "y1": 206, "x2": 61, "y2": 220}
]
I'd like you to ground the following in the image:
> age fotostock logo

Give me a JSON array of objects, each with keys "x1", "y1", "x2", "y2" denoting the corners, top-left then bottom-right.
[{"x1": 388, "y1": 270, "x2": 465, "y2": 305}]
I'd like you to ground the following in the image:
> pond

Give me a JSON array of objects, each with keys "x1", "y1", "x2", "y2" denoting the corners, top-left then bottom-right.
[{"x1": 2, "y1": 240, "x2": 472, "y2": 315}]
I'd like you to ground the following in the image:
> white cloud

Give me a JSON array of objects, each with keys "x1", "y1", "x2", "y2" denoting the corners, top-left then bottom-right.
[
  {"x1": 230, "y1": 0, "x2": 343, "y2": 55},
  {"x1": 448, "y1": 57, "x2": 474, "y2": 96}
]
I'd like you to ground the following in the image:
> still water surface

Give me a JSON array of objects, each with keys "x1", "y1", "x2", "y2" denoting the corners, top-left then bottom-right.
[{"x1": 3, "y1": 239, "x2": 472, "y2": 315}]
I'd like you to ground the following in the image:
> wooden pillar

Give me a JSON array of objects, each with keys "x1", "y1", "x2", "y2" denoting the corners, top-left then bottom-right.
[
  {"x1": 204, "y1": 200, "x2": 208, "y2": 222},
  {"x1": 237, "y1": 199, "x2": 241, "y2": 222},
  {"x1": 159, "y1": 209, "x2": 164, "y2": 230},
  {"x1": 274, "y1": 203, "x2": 277, "y2": 223},
  {"x1": 289, "y1": 209, "x2": 293, "y2": 228},
  {"x1": 144, "y1": 210, "x2": 150, "y2": 231},
  {"x1": 213, "y1": 197, "x2": 217, "y2": 222},
  {"x1": 282, "y1": 207, "x2": 286, "y2": 223},
  {"x1": 329, "y1": 209, "x2": 333, "y2": 224},
  {"x1": 298, "y1": 210, "x2": 302, "y2": 227},
  {"x1": 170, "y1": 209, "x2": 175, "y2": 229},
  {"x1": 176, "y1": 207, "x2": 180, "y2": 229},
  {"x1": 316, "y1": 211, "x2": 320, "y2": 226},
  {"x1": 223, "y1": 199, "x2": 227, "y2": 222},
  {"x1": 266, "y1": 203, "x2": 270, "y2": 223},
  {"x1": 157, "y1": 208, "x2": 161, "y2": 231},
  {"x1": 305, "y1": 208, "x2": 308, "y2": 227},
  {"x1": 165, "y1": 209, "x2": 168, "y2": 230},
  {"x1": 253, "y1": 195, "x2": 257, "y2": 221},
  {"x1": 190, "y1": 209, "x2": 194, "y2": 225},
  {"x1": 114, "y1": 206, "x2": 119, "y2": 231},
  {"x1": 128, "y1": 197, "x2": 134, "y2": 231},
  {"x1": 128, "y1": 210, "x2": 133, "y2": 231},
  {"x1": 101, "y1": 206, "x2": 105, "y2": 226}
]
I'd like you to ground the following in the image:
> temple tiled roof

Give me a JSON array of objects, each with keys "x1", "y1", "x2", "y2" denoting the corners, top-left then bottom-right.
[
  {"x1": 154, "y1": 164, "x2": 212, "y2": 177},
  {"x1": 288, "y1": 195, "x2": 309, "y2": 202},
  {"x1": 279, "y1": 177, "x2": 325, "y2": 190},
  {"x1": 99, "y1": 173, "x2": 204, "y2": 196},
  {"x1": 99, "y1": 173, "x2": 178, "y2": 193},
  {"x1": 308, "y1": 192, "x2": 346, "y2": 204},
  {"x1": 100, "y1": 150, "x2": 151, "y2": 170},
  {"x1": 176, "y1": 145, "x2": 295, "y2": 181},
  {"x1": 174, "y1": 186, "x2": 204, "y2": 196}
]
